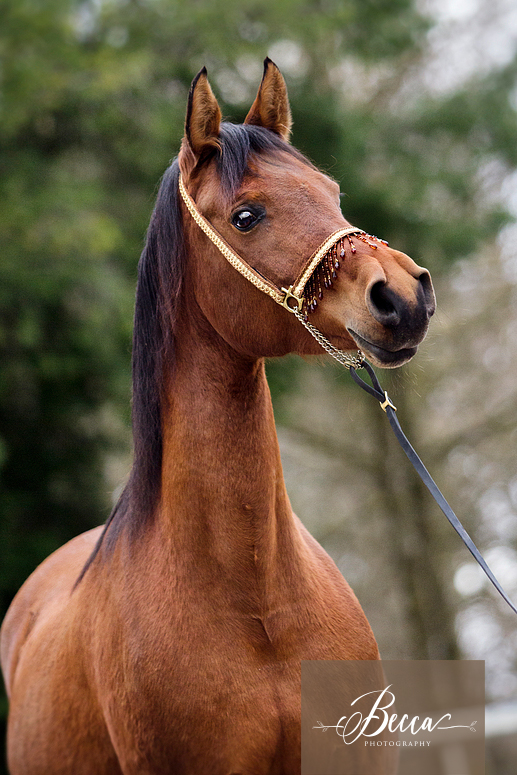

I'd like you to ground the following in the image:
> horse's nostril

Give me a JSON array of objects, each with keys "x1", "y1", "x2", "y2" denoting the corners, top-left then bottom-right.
[
  {"x1": 371, "y1": 283, "x2": 395, "y2": 316},
  {"x1": 368, "y1": 281, "x2": 401, "y2": 326},
  {"x1": 418, "y1": 271, "x2": 436, "y2": 316}
]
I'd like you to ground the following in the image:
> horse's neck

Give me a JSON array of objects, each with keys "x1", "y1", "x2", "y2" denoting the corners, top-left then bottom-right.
[{"x1": 158, "y1": 318, "x2": 297, "y2": 594}]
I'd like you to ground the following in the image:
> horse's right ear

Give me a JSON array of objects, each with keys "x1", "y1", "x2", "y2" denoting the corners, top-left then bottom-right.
[
  {"x1": 244, "y1": 58, "x2": 292, "y2": 141},
  {"x1": 184, "y1": 68, "x2": 222, "y2": 162}
]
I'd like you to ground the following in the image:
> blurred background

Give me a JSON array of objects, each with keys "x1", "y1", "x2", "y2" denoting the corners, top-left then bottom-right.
[{"x1": 1, "y1": 0, "x2": 517, "y2": 771}]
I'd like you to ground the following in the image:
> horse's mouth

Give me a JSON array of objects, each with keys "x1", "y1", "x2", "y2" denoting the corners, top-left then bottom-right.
[{"x1": 347, "y1": 329, "x2": 418, "y2": 368}]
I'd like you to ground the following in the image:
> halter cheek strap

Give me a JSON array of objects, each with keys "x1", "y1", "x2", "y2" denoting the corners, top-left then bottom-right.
[{"x1": 179, "y1": 174, "x2": 286, "y2": 306}]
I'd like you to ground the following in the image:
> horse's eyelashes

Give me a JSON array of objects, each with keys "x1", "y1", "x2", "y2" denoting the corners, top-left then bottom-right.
[{"x1": 231, "y1": 206, "x2": 265, "y2": 232}]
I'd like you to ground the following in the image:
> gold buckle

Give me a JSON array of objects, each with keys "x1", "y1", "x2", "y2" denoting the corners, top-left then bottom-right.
[
  {"x1": 280, "y1": 286, "x2": 304, "y2": 313},
  {"x1": 380, "y1": 391, "x2": 397, "y2": 413}
]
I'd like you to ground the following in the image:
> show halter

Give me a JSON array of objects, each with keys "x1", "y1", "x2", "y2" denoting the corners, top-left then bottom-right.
[{"x1": 179, "y1": 173, "x2": 517, "y2": 617}]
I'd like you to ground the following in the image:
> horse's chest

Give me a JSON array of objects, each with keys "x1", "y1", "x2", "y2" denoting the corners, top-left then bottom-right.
[
  {"x1": 99, "y1": 569, "x2": 376, "y2": 773},
  {"x1": 106, "y1": 640, "x2": 302, "y2": 774}
]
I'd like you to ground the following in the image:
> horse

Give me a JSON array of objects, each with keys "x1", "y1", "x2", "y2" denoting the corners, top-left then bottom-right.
[{"x1": 1, "y1": 59, "x2": 435, "y2": 774}]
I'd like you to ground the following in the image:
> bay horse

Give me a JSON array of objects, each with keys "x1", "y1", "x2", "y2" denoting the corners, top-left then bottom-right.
[{"x1": 1, "y1": 60, "x2": 435, "y2": 774}]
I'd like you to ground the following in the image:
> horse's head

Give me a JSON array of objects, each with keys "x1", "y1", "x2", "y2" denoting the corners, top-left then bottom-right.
[{"x1": 178, "y1": 59, "x2": 435, "y2": 368}]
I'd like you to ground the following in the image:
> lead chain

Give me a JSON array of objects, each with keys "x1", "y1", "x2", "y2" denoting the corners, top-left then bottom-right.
[{"x1": 293, "y1": 308, "x2": 365, "y2": 370}]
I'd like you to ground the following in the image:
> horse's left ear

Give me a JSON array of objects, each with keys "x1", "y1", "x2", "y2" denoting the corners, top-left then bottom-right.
[
  {"x1": 244, "y1": 58, "x2": 292, "y2": 141},
  {"x1": 184, "y1": 67, "x2": 222, "y2": 159}
]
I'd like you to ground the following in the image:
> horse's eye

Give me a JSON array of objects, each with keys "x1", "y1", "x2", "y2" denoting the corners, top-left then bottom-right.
[{"x1": 231, "y1": 207, "x2": 264, "y2": 232}]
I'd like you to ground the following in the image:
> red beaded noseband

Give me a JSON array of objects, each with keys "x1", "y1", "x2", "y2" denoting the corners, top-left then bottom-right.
[{"x1": 302, "y1": 232, "x2": 389, "y2": 316}]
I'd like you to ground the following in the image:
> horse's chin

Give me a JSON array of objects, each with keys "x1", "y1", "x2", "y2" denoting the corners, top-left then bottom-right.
[{"x1": 346, "y1": 329, "x2": 418, "y2": 369}]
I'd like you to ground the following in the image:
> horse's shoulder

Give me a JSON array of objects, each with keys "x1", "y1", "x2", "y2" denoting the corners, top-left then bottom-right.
[
  {"x1": 293, "y1": 514, "x2": 343, "y2": 575},
  {"x1": 0, "y1": 526, "x2": 103, "y2": 695},
  {"x1": 293, "y1": 514, "x2": 378, "y2": 651}
]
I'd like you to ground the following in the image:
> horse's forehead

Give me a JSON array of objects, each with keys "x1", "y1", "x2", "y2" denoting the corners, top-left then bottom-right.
[
  {"x1": 247, "y1": 155, "x2": 340, "y2": 201},
  {"x1": 197, "y1": 152, "x2": 339, "y2": 215}
]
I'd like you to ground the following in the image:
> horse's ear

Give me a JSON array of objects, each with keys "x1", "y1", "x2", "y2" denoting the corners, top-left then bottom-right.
[
  {"x1": 184, "y1": 67, "x2": 222, "y2": 159},
  {"x1": 244, "y1": 58, "x2": 292, "y2": 141}
]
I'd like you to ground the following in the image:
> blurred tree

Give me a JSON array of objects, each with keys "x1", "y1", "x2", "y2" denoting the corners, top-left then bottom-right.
[{"x1": 1, "y1": 0, "x2": 517, "y2": 771}]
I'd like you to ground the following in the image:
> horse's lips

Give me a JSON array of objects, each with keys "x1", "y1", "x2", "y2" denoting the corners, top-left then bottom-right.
[{"x1": 346, "y1": 328, "x2": 418, "y2": 366}]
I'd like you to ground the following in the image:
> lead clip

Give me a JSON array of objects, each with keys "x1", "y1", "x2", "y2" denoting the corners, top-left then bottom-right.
[{"x1": 380, "y1": 392, "x2": 397, "y2": 413}]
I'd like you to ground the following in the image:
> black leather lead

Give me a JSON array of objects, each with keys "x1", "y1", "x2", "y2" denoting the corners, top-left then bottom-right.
[{"x1": 350, "y1": 361, "x2": 517, "y2": 617}]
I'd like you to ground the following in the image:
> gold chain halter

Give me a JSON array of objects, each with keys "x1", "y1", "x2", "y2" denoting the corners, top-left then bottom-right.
[{"x1": 178, "y1": 174, "x2": 369, "y2": 369}]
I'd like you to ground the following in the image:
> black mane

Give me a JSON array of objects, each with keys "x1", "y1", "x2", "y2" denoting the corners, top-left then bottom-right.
[{"x1": 78, "y1": 124, "x2": 306, "y2": 578}]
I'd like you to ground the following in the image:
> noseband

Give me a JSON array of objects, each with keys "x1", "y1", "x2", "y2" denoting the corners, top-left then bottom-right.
[{"x1": 179, "y1": 173, "x2": 517, "y2": 617}]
